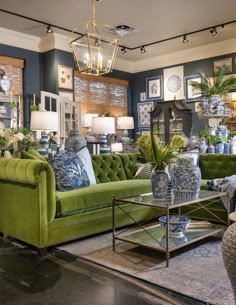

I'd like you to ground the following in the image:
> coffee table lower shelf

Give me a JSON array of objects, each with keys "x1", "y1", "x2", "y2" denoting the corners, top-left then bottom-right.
[{"x1": 113, "y1": 223, "x2": 224, "y2": 265}]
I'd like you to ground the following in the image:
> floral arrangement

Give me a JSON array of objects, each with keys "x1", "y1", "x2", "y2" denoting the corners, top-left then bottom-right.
[{"x1": 0, "y1": 128, "x2": 39, "y2": 154}]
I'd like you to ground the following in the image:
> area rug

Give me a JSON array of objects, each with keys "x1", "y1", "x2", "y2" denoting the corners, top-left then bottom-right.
[{"x1": 57, "y1": 233, "x2": 234, "y2": 305}]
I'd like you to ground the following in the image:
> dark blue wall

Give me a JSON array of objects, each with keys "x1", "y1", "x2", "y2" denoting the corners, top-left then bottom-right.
[
  {"x1": 1, "y1": 42, "x2": 236, "y2": 134},
  {"x1": 131, "y1": 53, "x2": 236, "y2": 138}
]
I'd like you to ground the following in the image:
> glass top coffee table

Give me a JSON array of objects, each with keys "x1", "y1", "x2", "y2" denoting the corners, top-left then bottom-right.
[{"x1": 112, "y1": 190, "x2": 227, "y2": 267}]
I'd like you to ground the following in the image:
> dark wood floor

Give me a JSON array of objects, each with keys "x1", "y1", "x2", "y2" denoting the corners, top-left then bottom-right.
[{"x1": 0, "y1": 237, "x2": 208, "y2": 305}]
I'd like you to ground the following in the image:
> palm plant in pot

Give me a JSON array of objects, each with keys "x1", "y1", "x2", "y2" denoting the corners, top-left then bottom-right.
[
  {"x1": 190, "y1": 66, "x2": 236, "y2": 116},
  {"x1": 136, "y1": 134, "x2": 187, "y2": 198}
]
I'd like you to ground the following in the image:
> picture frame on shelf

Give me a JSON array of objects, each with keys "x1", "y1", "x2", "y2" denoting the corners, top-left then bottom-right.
[
  {"x1": 137, "y1": 101, "x2": 154, "y2": 128},
  {"x1": 58, "y1": 65, "x2": 73, "y2": 90},
  {"x1": 214, "y1": 58, "x2": 232, "y2": 74},
  {"x1": 146, "y1": 76, "x2": 162, "y2": 100},
  {"x1": 185, "y1": 75, "x2": 203, "y2": 102},
  {"x1": 195, "y1": 101, "x2": 202, "y2": 113}
]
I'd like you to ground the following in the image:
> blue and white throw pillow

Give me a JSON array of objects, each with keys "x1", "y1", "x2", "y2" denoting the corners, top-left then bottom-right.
[
  {"x1": 49, "y1": 151, "x2": 90, "y2": 192},
  {"x1": 77, "y1": 147, "x2": 96, "y2": 185}
]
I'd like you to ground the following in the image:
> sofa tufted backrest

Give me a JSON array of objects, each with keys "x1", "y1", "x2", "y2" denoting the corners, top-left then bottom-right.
[
  {"x1": 92, "y1": 154, "x2": 128, "y2": 183},
  {"x1": 118, "y1": 153, "x2": 138, "y2": 180},
  {"x1": 199, "y1": 153, "x2": 236, "y2": 180}
]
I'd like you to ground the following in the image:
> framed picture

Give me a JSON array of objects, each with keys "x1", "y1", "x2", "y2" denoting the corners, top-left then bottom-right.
[
  {"x1": 146, "y1": 76, "x2": 162, "y2": 100},
  {"x1": 214, "y1": 58, "x2": 232, "y2": 74},
  {"x1": 137, "y1": 101, "x2": 154, "y2": 128},
  {"x1": 58, "y1": 65, "x2": 73, "y2": 90},
  {"x1": 0, "y1": 95, "x2": 22, "y2": 129},
  {"x1": 164, "y1": 66, "x2": 184, "y2": 101},
  {"x1": 185, "y1": 75, "x2": 203, "y2": 102},
  {"x1": 140, "y1": 92, "x2": 147, "y2": 101}
]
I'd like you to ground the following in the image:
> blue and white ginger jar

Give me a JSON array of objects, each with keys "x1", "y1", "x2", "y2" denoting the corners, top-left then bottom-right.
[{"x1": 171, "y1": 157, "x2": 201, "y2": 200}]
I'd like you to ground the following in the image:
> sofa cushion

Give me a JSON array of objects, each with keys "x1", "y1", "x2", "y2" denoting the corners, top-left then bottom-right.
[
  {"x1": 92, "y1": 154, "x2": 127, "y2": 183},
  {"x1": 77, "y1": 147, "x2": 96, "y2": 185},
  {"x1": 55, "y1": 179, "x2": 152, "y2": 217},
  {"x1": 49, "y1": 152, "x2": 90, "y2": 192},
  {"x1": 135, "y1": 162, "x2": 153, "y2": 179}
]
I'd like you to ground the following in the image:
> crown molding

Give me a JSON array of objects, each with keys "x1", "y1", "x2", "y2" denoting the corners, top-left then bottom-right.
[
  {"x1": 1, "y1": 27, "x2": 236, "y2": 73},
  {"x1": 0, "y1": 27, "x2": 40, "y2": 52},
  {"x1": 130, "y1": 38, "x2": 236, "y2": 73}
]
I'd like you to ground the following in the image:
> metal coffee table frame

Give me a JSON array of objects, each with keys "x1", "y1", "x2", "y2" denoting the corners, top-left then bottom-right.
[{"x1": 112, "y1": 190, "x2": 228, "y2": 267}]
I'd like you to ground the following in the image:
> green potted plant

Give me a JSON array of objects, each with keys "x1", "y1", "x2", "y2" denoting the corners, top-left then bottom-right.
[
  {"x1": 190, "y1": 66, "x2": 236, "y2": 97},
  {"x1": 190, "y1": 66, "x2": 236, "y2": 117},
  {"x1": 136, "y1": 134, "x2": 186, "y2": 198}
]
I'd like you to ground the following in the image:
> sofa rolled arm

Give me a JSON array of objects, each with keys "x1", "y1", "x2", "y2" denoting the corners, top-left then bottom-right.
[{"x1": 0, "y1": 158, "x2": 49, "y2": 185}]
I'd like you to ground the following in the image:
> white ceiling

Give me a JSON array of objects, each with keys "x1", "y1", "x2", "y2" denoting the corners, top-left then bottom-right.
[{"x1": 1, "y1": 0, "x2": 236, "y2": 63}]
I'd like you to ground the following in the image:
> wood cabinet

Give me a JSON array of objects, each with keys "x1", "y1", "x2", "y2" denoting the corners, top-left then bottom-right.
[{"x1": 150, "y1": 100, "x2": 192, "y2": 142}]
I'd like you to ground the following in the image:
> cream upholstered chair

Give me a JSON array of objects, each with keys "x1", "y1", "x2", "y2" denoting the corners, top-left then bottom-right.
[{"x1": 222, "y1": 222, "x2": 236, "y2": 303}]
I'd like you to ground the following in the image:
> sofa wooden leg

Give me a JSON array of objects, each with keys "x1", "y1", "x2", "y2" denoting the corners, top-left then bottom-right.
[{"x1": 36, "y1": 247, "x2": 48, "y2": 256}]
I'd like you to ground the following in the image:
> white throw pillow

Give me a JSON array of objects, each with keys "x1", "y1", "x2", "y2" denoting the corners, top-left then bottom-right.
[{"x1": 77, "y1": 147, "x2": 96, "y2": 185}]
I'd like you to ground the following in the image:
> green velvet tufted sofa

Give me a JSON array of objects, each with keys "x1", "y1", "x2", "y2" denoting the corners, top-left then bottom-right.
[
  {"x1": 0, "y1": 152, "x2": 234, "y2": 251},
  {"x1": 0, "y1": 153, "x2": 161, "y2": 251}
]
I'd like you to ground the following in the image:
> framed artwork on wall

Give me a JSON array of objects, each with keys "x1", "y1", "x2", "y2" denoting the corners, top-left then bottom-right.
[
  {"x1": 214, "y1": 58, "x2": 232, "y2": 74},
  {"x1": 58, "y1": 65, "x2": 73, "y2": 90},
  {"x1": 163, "y1": 66, "x2": 184, "y2": 101},
  {"x1": 146, "y1": 76, "x2": 162, "y2": 100},
  {"x1": 140, "y1": 92, "x2": 147, "y2": 101},
  {"x1": 137, "y1": 101, "x2": 154, "y2": 128},
  {"x1": 184, "y1": 75, "x2": 203, "y2": 102},
  {"x1": 0, "y1": 96, "x2": 22, "y2": 129}
]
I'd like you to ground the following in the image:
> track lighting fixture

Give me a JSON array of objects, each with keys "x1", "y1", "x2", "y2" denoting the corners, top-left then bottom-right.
[
  {"x1": 182, "y1": 35, "x2": 188, "y2": 43},
  {"x1": 121, "y1": 47, "x2": 127, "y2": 55},
  {"x1": 1, "y1": 9, "x2": 235, "y2": 56},
  {"x1": 140, "y1": 46, "x2": 146, "y2": 54},
  {"x1": 46, "y1": 25, "x2": 53, "y2": 33},
  {"x1": 210, "y1": 27, "x2": 217, "y2": 36}
]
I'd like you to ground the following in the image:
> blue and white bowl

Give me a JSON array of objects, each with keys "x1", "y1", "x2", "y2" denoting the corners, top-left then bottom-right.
[{"x1": 159, "y1": 215, "x2": 191, "y2": 236}]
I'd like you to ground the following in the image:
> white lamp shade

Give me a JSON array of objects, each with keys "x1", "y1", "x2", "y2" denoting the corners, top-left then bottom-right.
[
  {"x1": 82, "y1": 113, "x2": 99, "y2": 127},
  {"x1": 111, "y1": 142, "x2": 123, "y2": 153},
  {"x1": 31, "y1": 111, "x2": 59, "y2": 131},
  {"x1": 117, "y1": 116, "x2": 134, "y2": 129},
  {"x1": 92, "y1": 117, "x2": 115, "y2": 134}
]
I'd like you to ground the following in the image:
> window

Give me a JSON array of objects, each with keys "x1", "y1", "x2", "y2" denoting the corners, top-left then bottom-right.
[{"x1": 74, "y1": 72, "x2": 128, "y2": 117}]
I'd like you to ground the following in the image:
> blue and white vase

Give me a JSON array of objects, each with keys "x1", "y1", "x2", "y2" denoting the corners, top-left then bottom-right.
[
  {"x1": 215, "y1": 142, "x2": 224, "y2": 154},
  {"x1": 199, "y1": 139, "x2": 208, "y2": 153},
  {"x1": 224, "y1": 142, "x2": 230, "y2": 154},
  {"x1": 39, "y1": 133, "x2": 49, "y2": 156},
  {"x1": 171, "y1": 157, "x2": 201, "y2": 200},
  {"x1": 208, "y1": 144, "x2": 215, "y2": 154},
  {"x1": 151, "y1": 169, "x2": 169, "y2": 199}
]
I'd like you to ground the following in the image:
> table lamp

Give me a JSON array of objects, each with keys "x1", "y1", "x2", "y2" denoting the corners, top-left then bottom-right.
[
  {"x1": 30, "y1": 110, "x2": 59, "y2": 155},
  {"x1": 117, "y1": 116, "x2": 134, "y2": 143},
  {"x1": 92, "y1": 116, "x2": 115, "y2": 154},
  {"x1": 82, "y1": 113, "x2": 98, "y2": 142}
]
